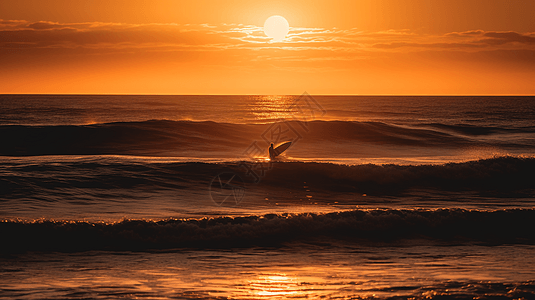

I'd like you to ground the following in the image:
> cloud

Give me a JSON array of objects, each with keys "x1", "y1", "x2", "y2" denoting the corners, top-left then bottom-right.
[
  {"x1": 447, "y1": 30, "x2": 535, "y2": 44},
  {"x1": 0, "y1": 20, "x2": 240, "y2": 53},
  {"x1": 371, "y1": 30, "x2": 535, "y2": 51},
  {"x1": 482, "y1": 31, "x2": 535, "y2": 45},
  {"x1": 0, "y1": 19, "x2": 534, "y2": 70},
  {"x1": 2, "y1": 19, "x2": 533, "y2": 52},
  {"x1": 445, "y1": 30, "x2": 486, "y2": 37},
  {"x1": 28, "y1": 21, "x2": 66, "y2": 30}
]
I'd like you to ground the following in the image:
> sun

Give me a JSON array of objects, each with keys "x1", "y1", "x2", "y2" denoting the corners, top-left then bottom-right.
[{"x1": 263, "y1": 15, "x2": 290, "y2": 42}]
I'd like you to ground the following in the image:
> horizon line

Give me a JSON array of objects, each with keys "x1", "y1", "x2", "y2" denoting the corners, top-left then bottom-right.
[{"x1": 1, "y1": 93, "x2": 534, "y2": 97}]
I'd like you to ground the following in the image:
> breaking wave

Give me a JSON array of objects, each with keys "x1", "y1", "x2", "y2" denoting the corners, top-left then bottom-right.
[
  {"x1": 1, "y1": 156, "x2": 533, "y2": 199},
  {"x1": 2, "y1": 208, "x2": 534, "y2": 253},
  {"x1": 1, "y1": 120, "x2": 533, "y2": 156}
]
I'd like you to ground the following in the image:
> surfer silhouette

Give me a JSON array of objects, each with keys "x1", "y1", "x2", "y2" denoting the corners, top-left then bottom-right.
[
  {"x1": 269, "y1": 143, "x2": 275, "y2": 160},
  {"x1": 268, "y1": 141, "x2": 292, "y2": 160}
]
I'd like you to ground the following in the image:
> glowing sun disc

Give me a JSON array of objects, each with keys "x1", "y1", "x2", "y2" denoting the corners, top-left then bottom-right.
[{"x1": 263, "y1": 15, "x2": 289, "y2": 42}]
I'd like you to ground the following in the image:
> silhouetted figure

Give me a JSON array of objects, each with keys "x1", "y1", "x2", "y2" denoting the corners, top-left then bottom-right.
[{"x1": 269, "y1": 143, "x2": 275, "y2": 160}]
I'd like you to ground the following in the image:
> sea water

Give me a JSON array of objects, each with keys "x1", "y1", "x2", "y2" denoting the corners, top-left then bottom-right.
[{"x1": 1, "y1": 95, "x2": 534, "y2": 299}]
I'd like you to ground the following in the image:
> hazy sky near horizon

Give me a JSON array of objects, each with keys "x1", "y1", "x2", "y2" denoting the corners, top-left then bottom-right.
[{"x1": 1, "y1": 0, "x2": 534, "y2": 94}]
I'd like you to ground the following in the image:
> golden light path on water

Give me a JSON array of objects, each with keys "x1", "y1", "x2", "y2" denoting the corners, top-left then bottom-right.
[
  {"x1": 244, "y1": 274, "x2": 302, "y2": 297},
  {"x1": 6, "y1": 245, "x2": 535, "y2": 299},
  {"x1": 248, "y1": 95, "x2": 300, "y2": 122}
]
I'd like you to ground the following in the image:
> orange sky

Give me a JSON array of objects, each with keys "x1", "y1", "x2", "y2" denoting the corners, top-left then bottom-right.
[{"x1": 0, "y1": 0, "x2": 534, "y2": 95}]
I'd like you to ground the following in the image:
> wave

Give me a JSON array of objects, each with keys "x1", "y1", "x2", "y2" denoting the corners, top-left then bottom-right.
[
  {"x1": 1, "y1": 157, "x2": 534, "y2": 198},
  {"x1": 1, "y1": 208, "x2": 534, "y2": 252},
  {"x1": 372, "y1": 281, "x2": 535, "y2": 300},
  {"x1": 258, "y1": 156, "x2": 535, "y2": 195},
  {"x1": 0, "y1": 120, "x2": 256, "y2": 156},
  {"x1": 415, "y1": 122, "x2": 535, "y2": 136},
  {"x1": 1, "y1": 120, "x2": 533, "y2": 156}
]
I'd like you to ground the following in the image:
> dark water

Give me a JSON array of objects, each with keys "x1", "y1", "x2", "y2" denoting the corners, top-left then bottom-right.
[{"x1": 1, "y1": 95, "x2": 534, "y2": 299}]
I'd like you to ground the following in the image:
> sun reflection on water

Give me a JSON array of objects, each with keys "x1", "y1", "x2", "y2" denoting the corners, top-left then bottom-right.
[
  {"x1": 244, "y1": 273, "x2": 303, "y2": 298},
  {"x1": 248, "y1": 95, "x2": 300, "y2": 122}
]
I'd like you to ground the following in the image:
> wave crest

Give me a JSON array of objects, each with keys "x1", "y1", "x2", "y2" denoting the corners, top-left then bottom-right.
[
  {"x1": 1, "y1": 120, "x2": 533, "y2": 156},
  {"x1": 2, "y1": 208, "x2": 534, "y2": 252}
]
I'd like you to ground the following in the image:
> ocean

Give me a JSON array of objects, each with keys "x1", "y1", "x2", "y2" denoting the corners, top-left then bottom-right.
[{"x1": 1, "y1": 95, "x2": 534, "y2": 299}]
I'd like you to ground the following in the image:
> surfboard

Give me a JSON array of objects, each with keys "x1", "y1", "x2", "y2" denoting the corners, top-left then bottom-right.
[{"x1": 270, "y1": 141, "x2": 292, "y2": 159}]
